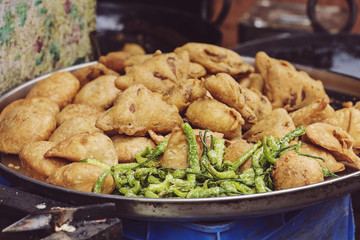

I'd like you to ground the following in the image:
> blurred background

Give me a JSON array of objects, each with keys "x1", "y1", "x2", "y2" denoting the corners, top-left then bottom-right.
[
  {"x1": 1, "y1": 0, "x2": 359, "y2": 94},
  {"x1": 214, "y1": 0, "x2": 360, "y2": 47},
  {"x1": 95, "y1": 0, "x2": 360, "y2": 51}
]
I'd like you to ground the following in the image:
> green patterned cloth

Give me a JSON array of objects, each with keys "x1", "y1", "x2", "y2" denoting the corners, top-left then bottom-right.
[{"x1": 0, "y1": 0, "x2": 96, "y2": 95}]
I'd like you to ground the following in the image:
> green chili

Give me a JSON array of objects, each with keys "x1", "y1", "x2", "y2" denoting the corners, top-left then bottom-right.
[
  {"x1": 134, "y1": 167, "x2": 158, "y2": 178},
  {"x1": 93, "y1": 170, "x2": 111, "y2": 193},
  {"x1": 267, "y1": 136, "x2": 279, "y2": 151},
  {"x1": 205, "y1": 162, "x2": 236, "y2": 179},
  {"x1": 81, "y1": 158, "x2": 111, "y2": 171},
  {"x1": 182, "y1": 122, "x2": 201, "y2": 173},
  {"x1": 297, "y1": 153, "x2": 325, "y2": 162},
  {"x1": 145, "y1": 190, "x2": 159, "y2": 198},
  {"x1": 151, "y1": 138, "x2": 169, "y2": 157},
  {"x1": 135, "y1": 147, "x2": 152, "y2": 163},
  {"x1": 265, "y1": 166, "x2": 275, "y2": 190},
  {"x1": 163, "y1": 168, "x2": 212, "y2": 180},
  {"x1": 172, "y1": 188, "x2": 188, "y2": 198},
  {"x1": 294, "y1": 141, "x2": 303, "y2": 152},
  {"x1": 207, "y1": 138, "x2": 226, "y2": 169},
  {"x1": 254, "y1": 176, "x2": 267, "y2": 193},
  {"x1": 126, "y1": 170, "x2": 137, "y2": 187},
  {"x1": 132, "y1": 139, "x2": 169, "y2": 170},
  {"x1": 157, "y1": 169, "x2": 168, "y2": 180},
  {"x1": 112, "y1": 163, "x2": 139, "y2": 171},
  {"x1": 147, "y1": 173, "x2": 173, "y2": 193},
  {"x1": 233, "y1": 181, "x2": 256, "y2": 194},
  {"x1": 113, "y1": 170, "x2": 128, "y2": 190},
  {"x1": 232, "y1": 141, "x2": 262, "y2": 172},
  {"x1": 221, "y1": 160, "x2": 234, "y2": 171},
  {"x1": 239, "y1": 168, "x2": 255, "y2": 186},
  {"x1": 148, "y1": 175, "x2": 161, "y2": 184},
  {"x1": 321, "y1": 166, "x2": 339, "y2": 178},
  {"x1": 171, "y1": 169, "x2": 187, "y2": 178},
  {"x1": 278, "y1": 125, "x2": 306, "y2": 149},
  {"x1": 273, "y1": 144, "x2": 298, "y2": 156},
  {"x1": 186, "y1": 186, "x2": 223, "y2": 198},
  {"x1": 119, "y1": 179, "x2": 141, "y2": 196},
  {"x1": 200, "y1": 138, "x2": 233, "y2": 179},
  {"x1": 252, "y1": 147, "x2": 264, "y2": 176},
  {"x1": 129, "y1": 180, "x2": 141, "y2": 195},
  {"x1": 220, "y1": 181, "x2": 238, "y2": 195},
  {"x1": 170, "y1": 177, "x2": 196, "y2": 191},
  {"x1": 87, "y1": 126, "x2": 313, "y2": 199},
  {"x1": 263, "y1": 136, "x2": 277, "y2": 164}
]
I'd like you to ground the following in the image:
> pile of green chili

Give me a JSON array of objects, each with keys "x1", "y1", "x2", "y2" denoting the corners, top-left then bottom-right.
[{"x1": 82, "y1": 123, "x2": 337, "y2": 198}]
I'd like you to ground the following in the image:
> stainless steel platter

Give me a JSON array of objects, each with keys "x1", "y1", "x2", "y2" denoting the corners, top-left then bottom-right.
[{"x1": 1, "y1": 58, "x2": 360, "y2": 221}]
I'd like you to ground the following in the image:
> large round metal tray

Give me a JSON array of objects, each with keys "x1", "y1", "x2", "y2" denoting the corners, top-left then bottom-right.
[{"x1": 1, "y1": 58, "x2": 360, "y2": 221}]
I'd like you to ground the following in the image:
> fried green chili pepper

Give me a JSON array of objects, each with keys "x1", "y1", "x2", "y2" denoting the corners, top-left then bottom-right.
[
  {"x1": 267, "y1": 136, "x2": 280, "y2": 151},
  {"x1": 273, "y1": 144, "x2": 298, "y2": 157},
  {"x1": 199, "y1": 130, "x2": 214, "y2": 175},
  {"x1": 207, "y1": 138, "x2": 226, "y2": 169},
  {"x1": 199, "y1": 131, "x2": 231, "y2": 180},
  {"x1": 182, "y1": 122, "x2": 201, "y2": 173},
  {"x1": 233, "y1": 181, "x2": 256, "y2": 194},
  {"x1": 126, "y1": 170, "x2": 136, "y2": 187},
  {"x1": 134, "y1": 167, "x2": 158, "y2": 178},
  {"x1": 147, "y1": 173, "x2": 173, "y2": 193},
  {"x1": 186, "y1": 186, "x2": 223, "y2": 198},
  {"x1": 91, "y1": 125, "x2": 314, "y2": 198},
  {"x1": 321, "y1": 166, "x2": 339, "y2": 178},
  {"x1": 151, "y1": 138, "x2": 169, "y2": 157},
  {"x1": 161, "y1": 168, "x2": 212, "y2": 180},
  {"x1": 294, "y1": 141, "x2": 303, "y2": 152},
  {"x1": 119, "y1": 180, "x2": 141, "y2": 196},
  {"x1": 297, "y1": 153, "x2": 325, "y2": 162},
  {"x1": 263, "y1": 136, "x2": 277, "y2": 164},
  {"x1": 201, "y1": 148, "x2": 211, "y2": 173},
  {"x1": 113, "y1": 170, "x2": 128, "y2": 190},
  {"x1": 157, "y1": 169, "x2": 168, "y2": 180},
  {"x1": 81, "y1": 158, "x2": 111, "y2": 171},
  {"x1": 170, "y1": 177, "x2": 196, "y2": 191},
  {"x1": 232, "y1": 141, "x2": 262, "y2": 172},
  {"x1": 171, "y1": 169, "x2": 187, "y2": 178},
  {"x1": 252, "y1": 147, "x2": 264, "y2": 176},
  {"x1": 148, "y1": 175, "x2": 161, "y2": 184},
  {"x1": 186, "y1": 186, "x2": 242, "y2": 198},
  {"x1": 221, "y1": 160, "x2": 234, "y2": 171},
  {"x1": 172, "y1": 188, "x2": 188, "y2": 198},
  {"x1": 135, "y1": 147, "x2": 152, "y2": 163},
  {"x1": 132, "y1": 139, "x2": 169, "y2": 169},
  {"x1": 220, "y1": 181, "x2": 238, "y2": 195},
  {"x1": 112, "y1": 163, "x2": 139, "y2": 171},
  {"x1": 265, "y1": 166, "x2": 275, "y2": 190},
  {"x1": 93, "y1": 170, "x2": 111, "y2": 193},
  {"x1": 255, "y1": 176, "x2": 268, "y2": 193},
  {"x1": 239, "y1": 168, "x2": 255, "y2": 186},
  {"x1": 205, "y1": 162, "x2": 236, "y2": 179},
  {"x1": 278, "y1": 125, "x2": 306, "y2": 149},
  {"x1": 187, "y1": 173, "x2": 196, "y2": 182},
  {"x1": 145, "y1": 190, "x2": 159, "y2": 198}
]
